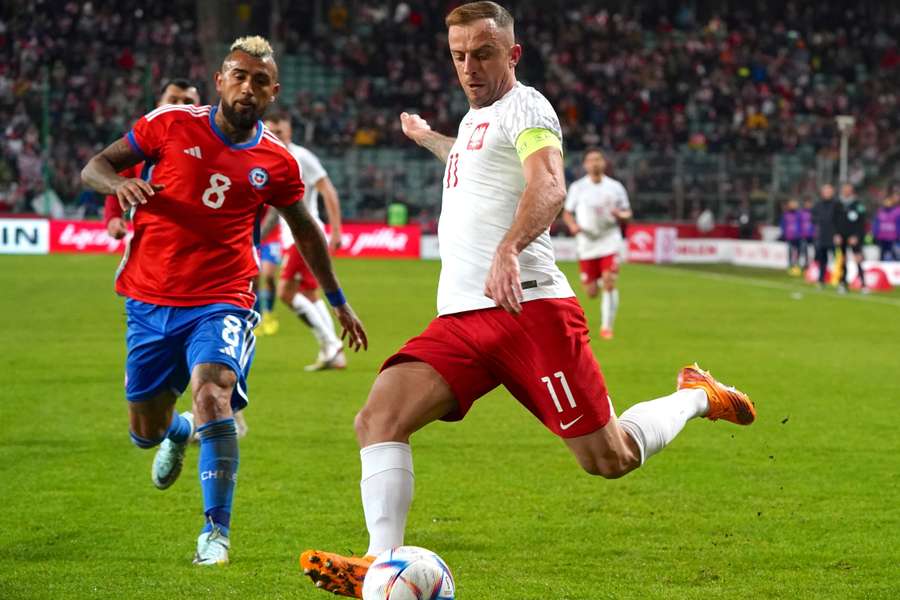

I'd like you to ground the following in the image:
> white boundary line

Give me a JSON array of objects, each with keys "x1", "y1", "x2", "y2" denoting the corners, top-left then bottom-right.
[{"x1": 643, "y1": 264, "x2": 900, "y2": 309}]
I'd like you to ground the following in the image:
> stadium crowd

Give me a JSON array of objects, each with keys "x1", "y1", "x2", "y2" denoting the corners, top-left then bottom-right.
[
  {"x1": 1, "y1": 1, "x2": 898, "y2": 219},
  {"x1": 0, "y1": 0, "x2": 203, "y2": 214}
]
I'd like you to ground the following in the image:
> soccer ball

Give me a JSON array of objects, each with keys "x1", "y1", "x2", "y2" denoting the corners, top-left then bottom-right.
[{"x1": 362, "y1": 546, "x2": 455, "y2": 600}]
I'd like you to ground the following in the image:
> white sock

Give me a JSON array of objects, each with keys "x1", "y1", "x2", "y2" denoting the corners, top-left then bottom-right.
[
  {"x1": 610, "y1": 289, "x2": 619, "y2": 329},
  {"x1": 361, "y1": 442, "x2": 414, "y2": 557},
  {"x1": 291, "y1": 293, "x2": 329, "y2": 347},
  {"x1": 601, "y1": 290, "x2": 612, "y2": 330},
  {"x1": 617, "y1": 389, "x2": 708, "y2": 464},
  {"x1": 313, "y1": 299, "x2": 340, "y2": 345}
]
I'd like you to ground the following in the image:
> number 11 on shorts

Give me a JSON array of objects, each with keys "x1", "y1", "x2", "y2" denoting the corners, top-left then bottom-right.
[{"x1": 541, "y1": 371, "x2": 577, "y2": 413}]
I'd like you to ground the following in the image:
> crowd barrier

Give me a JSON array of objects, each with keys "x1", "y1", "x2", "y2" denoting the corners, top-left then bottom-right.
[{"x1": 3, "y1": 218, "x2": 893, "y2": 287}]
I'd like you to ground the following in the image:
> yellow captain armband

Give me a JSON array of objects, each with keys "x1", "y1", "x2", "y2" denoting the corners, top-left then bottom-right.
[{"x1": 515, "y1": 128, "x2": 562, "y2": 163}]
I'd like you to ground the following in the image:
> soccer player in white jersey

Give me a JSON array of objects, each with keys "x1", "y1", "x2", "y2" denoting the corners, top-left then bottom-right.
[
  {"x1": 300, "y1": 3, "x2": 755, "y2": 596},
  {"x1": 264, "y1": 111, "x2": 347, "y2": 371},
  {"x1": 563, "y1": 148, "x2": 632, "y2": 339}
]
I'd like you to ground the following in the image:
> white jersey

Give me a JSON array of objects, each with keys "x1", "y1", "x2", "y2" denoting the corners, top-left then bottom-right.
[
  {"x1": 564, "y1": 175, "x2": 630, "y2": 259},
  {"x1": 437, "y1": 83, "x2": 575, "y2": 316},
  {"x1": 280, "y1": 142, "x2": 327, "y2": 248}
]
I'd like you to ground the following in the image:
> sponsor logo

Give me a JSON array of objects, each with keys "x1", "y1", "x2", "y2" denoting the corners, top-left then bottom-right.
[
  {"x1": 248, "y1": 167, "x2": 269, "y2": 189},
  {"x1": 322, "y1": 225, "x2": 421, "y2": 258},
  {"x1": 467, "y1": 122, "x2": 490, "y2": 150},
  {"x1": 559, "y1": 415, "x2": 584, "y2": 431},
  {"x1": 183, "y1": 146, "x2": 202, "y2": 159},
  {"x1": 200, "y1": 470, "x2": 238, "y2": 482},
  {"x1": 0, "y1": 219, "x2": 49, "y2": 255},
  {"x1": 55, "y1": 223, "x2": 125, "y2": 252}
]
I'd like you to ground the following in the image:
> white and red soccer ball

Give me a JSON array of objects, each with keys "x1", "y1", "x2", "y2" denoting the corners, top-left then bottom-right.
[{"x1": 362, "y1": 546, "x2": 455, "y2": 600}]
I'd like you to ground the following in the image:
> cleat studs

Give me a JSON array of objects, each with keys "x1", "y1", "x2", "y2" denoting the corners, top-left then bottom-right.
[{"x1": 325, "y1": 559, "x2": 333, "y2": 568}]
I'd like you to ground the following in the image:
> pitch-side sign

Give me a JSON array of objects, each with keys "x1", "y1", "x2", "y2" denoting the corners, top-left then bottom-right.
[
  {"x1": 0, "y1": 219, "x2": 421, "y2": 259},
  {"x1": 0, "y1": 218, "x2": 49, "y2": 254}
]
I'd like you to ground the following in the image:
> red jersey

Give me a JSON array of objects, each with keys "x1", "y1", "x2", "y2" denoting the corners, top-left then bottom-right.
[
  {"x1": 103, "y1": 163, "x2": 142, "y2": 226},
  {"x1": 116, "y1": 103, "x2": 304, "y2": 308}
]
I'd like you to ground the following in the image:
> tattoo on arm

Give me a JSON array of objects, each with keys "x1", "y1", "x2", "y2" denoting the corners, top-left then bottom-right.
[
  {"x1": 419, "y1": 132, "x2": 456, "y2": 164},
  {"x1": 277, "y1": 201, "x2": 341, "y2": 291},
  {"x1": 81, "y1": 137, "x2": 145, "y2": 194}
]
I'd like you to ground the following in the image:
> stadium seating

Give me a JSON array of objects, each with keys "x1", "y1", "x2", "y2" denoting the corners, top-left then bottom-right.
[{"x1": 2, "y1": 1, "x2": 897, "y2": 222}]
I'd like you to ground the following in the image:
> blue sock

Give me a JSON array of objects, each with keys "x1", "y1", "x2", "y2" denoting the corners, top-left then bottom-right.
[
  {"x1": 197, "y1": 418, "x2": 238, "y2": 536},
  {"x1": 129, "y1": 430, "x2": 163, "y2": 449},
  {"x1": 165, "y1": 412, "x2": 192, "y2": 444},
  {"x1": 253, "y1": 294, "x2": 262, "y2": 314},
  {"x1": 260, "y1": 288, "x2": 274, "y2": 313}
]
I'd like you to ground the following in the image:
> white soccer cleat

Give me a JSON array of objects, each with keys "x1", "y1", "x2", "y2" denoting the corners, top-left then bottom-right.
[
  {"x1": 304, "y1": 344, "x2": 346, "y2": 372},
  {"x1": 151, "y1": 411, "x2": 194, "y2": 490},
  {"x1": 193, "y1": 521, "x2": 230, "y2": 566}
]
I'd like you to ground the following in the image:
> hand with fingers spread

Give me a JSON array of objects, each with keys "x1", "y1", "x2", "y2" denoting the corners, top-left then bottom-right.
[
  {"x1": 334, "y1": 303, "x2": 368, "y2": 352},
  {"x1": 115, "y1": 179, "x2": 164, "y2": 211},
  {"x1": 484, "y1": 243, "x2": 524, "y2": 314}
]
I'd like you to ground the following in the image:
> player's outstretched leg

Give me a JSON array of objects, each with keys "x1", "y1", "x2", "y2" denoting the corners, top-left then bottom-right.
[
  {"x1": 151, "y1": 411, "x2": 194, "y2": 489},
  {"x1": 300, "y1": 362, "x2": 455, "y2": 597},
  {"x1": 191, "y1": 364, "x2": 239, "y2": 566},
  {"x1": 568, "y1": 364, "x2": 754, "y2": 476}
]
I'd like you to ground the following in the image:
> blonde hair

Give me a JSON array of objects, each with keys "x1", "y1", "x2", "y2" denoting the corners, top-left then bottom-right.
[
  {"x1": 445, "y1": 1, "x2": 514, "y2": 30},
  {"x1": 229, "y1": 36, "x2": 274, "y2": 59}
]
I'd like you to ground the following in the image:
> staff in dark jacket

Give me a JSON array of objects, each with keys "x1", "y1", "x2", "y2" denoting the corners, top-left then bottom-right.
[
  {"x1": 834, "y1": 183, "x2": 867, "y2": 293},
  {"x1": 811, "y1": 184, "x2": 838, "y2": 288}
]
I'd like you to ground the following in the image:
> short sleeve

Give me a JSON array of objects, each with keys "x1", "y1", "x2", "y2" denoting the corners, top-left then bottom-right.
[
  {"x1": 498, "y1": 87, "x2": 563, "y2": 150},
  {"x1": 268, "y1": 153, "x2": 306, "y2": 208},
  {"x1": 297, "y1": 148, "x2": 327, "y2": 186},
  {"x1": 615, "y1": 182, "x2": 630, "y2": 210},
  {"x1": 564, "y1": 182, "x2": 579, "y2": 212},
  {"x1": 127, "y1": 112, "x2": 170, "y2": 162}
]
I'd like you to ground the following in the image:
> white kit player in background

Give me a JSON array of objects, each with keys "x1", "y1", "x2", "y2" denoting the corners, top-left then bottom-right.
[
  {"x1": 562, "y1": 148, "x2": 632, "y2": 339},
  {"x1": 264, "y1": 112, "x2": 347, "y2": 371}
]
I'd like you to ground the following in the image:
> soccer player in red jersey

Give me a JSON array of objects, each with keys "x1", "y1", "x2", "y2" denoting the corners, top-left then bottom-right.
[
  {"x1": 82, "y1": 36, "x2": 367, "y2": 566},
  {"x1": 300, "y1": 4, "x2": 753, "y2": 596},
  {"x1": 104, "y1": 79, "x2": 202, "y2": 240}
]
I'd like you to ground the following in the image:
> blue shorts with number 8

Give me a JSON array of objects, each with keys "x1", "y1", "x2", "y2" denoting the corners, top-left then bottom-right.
[{"x1": 124, "y1": 299, "x2": 259, "y2": 410}]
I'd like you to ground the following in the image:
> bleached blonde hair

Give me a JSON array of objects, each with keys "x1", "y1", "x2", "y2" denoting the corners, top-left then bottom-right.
[{"x1": 229, "y1": 36, "x2": 274, "y2": 59}]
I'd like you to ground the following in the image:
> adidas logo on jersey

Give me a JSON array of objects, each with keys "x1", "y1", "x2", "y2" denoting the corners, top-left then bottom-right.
[{"x1": 183, "y1": 146, "x2": 202, "y2": 159}]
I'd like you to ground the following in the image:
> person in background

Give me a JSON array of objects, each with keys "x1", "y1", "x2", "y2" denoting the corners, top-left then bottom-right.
[
  {"x1": 800, "y1": 198, "x2": 815, "y2": 271},
  {"x1": 872, "y1": 190, "x2": 898, "y2": 261},
  {"x1": 811, "y1": 184, "x2": 838, "y2": 289},
  {"x1": 834, "y1": 183, "x2": 867, "y2": 294},
  {"x1": 780, "y1": 199, "x2": 803, "y2": 275}
]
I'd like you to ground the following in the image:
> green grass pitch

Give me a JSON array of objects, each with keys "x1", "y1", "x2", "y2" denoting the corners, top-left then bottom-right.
[{"x1": 1, "y1": 255, "x2": 898, "y2": 599}]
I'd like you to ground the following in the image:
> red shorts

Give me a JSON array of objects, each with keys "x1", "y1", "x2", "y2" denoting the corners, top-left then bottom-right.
[
  {"x1": 579, "y1": 254, "x2": 618, "y2": 284},
  {"x1": 381, "y1": 297, "x2": 611, "y2": 438},
  {"x1": 280, "y1": 245, "x2": 319, "y2": 291}
]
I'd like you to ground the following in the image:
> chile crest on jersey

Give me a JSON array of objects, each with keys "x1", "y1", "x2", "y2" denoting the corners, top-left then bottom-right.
[{"x1": 249, "y1": 167, "x2": 269, "y2": 189}]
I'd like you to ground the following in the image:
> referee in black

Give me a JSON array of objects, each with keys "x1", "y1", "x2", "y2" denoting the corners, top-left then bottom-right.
[{"x1": 834, "y1": 183, "x2": 868, "y2": 293}]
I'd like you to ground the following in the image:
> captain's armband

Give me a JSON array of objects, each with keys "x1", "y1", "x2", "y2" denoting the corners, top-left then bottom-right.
[{"x1": 514, "y1": 128, "x2": 562, "y2": 163}]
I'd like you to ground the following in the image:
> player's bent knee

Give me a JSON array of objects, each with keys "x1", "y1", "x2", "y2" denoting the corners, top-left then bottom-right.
[
  {"x1": 578, "y1": 455, "x2": 632, "y2": 479},
  {"x1": 354, "y1": 403, "x2": 410, "y2": 445}
]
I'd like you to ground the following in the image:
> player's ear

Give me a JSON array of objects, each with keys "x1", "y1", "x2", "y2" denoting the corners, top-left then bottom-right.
[{"x1": 509, "y1": 44, "x2": 522, "y2": 68}]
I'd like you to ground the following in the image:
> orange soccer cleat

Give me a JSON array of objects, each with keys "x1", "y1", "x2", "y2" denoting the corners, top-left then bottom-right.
[
  {"x1": 300, "y1": 550, "x2": 375, "y2": 598},
  {"x1": 677, "y1": 363, "x2": 756, "y2": 425},
  {"x1": 599, "y1": 328, "x2": 614, "y2": 340}
]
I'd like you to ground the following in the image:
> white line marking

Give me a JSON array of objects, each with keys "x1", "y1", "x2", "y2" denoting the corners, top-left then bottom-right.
[{"x1": 645, "y1": 265, "x2": 900, "y2": 308}]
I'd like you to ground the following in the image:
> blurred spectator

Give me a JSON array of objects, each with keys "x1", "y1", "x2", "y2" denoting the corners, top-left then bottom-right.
[{"x1": 872, "y1": 190, "x2": 899, "y2": 261}]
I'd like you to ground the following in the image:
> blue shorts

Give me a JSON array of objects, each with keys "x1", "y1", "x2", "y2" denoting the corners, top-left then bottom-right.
[
  {"x1": 125, "y1": 299, "x2": 259, "y2": 410},
  {"x1": 258, "y1": 242, "x2": 282, "y2": 266}
]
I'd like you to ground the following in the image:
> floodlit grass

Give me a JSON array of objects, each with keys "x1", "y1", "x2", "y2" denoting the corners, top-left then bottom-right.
[{"x1": 1, "y1": 255, "x2": 898, "y2": 599}]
